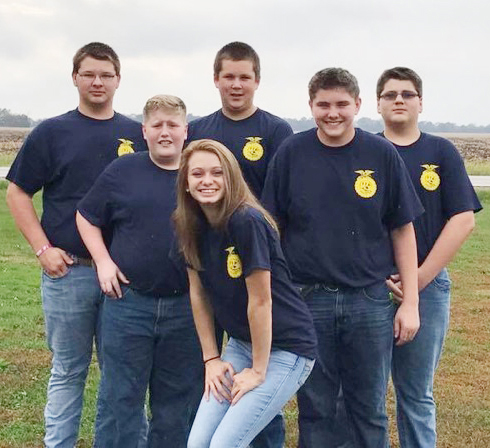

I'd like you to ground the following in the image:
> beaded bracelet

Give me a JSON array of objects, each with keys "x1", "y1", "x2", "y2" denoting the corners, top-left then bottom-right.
[
  {"x1": 204, "y1": 355, "x2": 221, "y2": 364},
  {"x1": 35, "y1": 244, "x2": 52, "y2": 257}
]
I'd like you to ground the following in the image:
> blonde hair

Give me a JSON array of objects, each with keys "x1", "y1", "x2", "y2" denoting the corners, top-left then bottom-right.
[
  {"x1": 173, "y1": 139, "x2": 278, "y2": 270},
  {"x1": 143, "y1": 94, "x2": 186, "y2": 122}
]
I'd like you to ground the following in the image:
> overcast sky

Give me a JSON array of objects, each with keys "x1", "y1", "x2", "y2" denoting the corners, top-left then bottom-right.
[{"x1": 1, "y1": 0, "x2": 488, "y2": 125}]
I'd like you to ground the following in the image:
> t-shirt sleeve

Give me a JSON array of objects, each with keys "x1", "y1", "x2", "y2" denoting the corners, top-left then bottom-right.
[
  {"x1": 439, "y1": 140, "x2": 482, "y2": 217},
  {"x1": 385, "y1": 149, "x2": 425, "y2": 229},
  {"x1": 6, "y1": 123, "x2": 54, "y2": 195},
  {"x1": 261, "y1": 147, "x2": 289, "y2": 230},
  {"x1": 270, "y1": 120, "x2": 293, "y2": 156},
  {"x1": 229, "y1": 209, "x2": 272, "y2": 277},
  {"x1": 77, "y1": 163, "x2": 116, "y2": 228}
]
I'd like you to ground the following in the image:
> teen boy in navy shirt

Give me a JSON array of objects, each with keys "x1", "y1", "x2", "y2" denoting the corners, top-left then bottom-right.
[
  {"x1": 186, "y1": 41, "x2": 292, "y2": 448},
  {"x1": 262, "y1": 68, "x2": 423, "y2": 448},
  {"x1": 377, "y1": 67, "x2": 482, "y2": 448},
  {"x1": 76, "y1": 95, "x2": 202, "y2": 447},
  {"x1": 186, "y1": 41, "x2": 293, "y2": 199},
  {"x1": 6, "y1": 42, "x2": 146, "y2": 448}
]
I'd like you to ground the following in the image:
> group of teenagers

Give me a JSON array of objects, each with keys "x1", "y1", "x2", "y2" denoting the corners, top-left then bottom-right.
[{"x1": 5, "y1": 40, "x2": 482, "y2": 448}]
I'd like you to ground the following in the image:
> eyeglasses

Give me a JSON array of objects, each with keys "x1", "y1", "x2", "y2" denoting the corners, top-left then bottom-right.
[
  {"x1": 77, "y1": 72, "x2": 117, "y2": 83},
  {"x1": 379, "y1": 91, "x2": 419, "y2": 101}
]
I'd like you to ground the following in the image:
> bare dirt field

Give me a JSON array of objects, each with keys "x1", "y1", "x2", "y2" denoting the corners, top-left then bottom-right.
[{"x1": 0, "y1": 127, "x2": 31, "y2": 156}]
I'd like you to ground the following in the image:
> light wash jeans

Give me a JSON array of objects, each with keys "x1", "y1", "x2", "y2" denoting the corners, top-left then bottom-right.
[
  {"x1": 392, "y1": 269, "x2": 451, "y2": 448},
  {"x1": 95, "y1": 287, "x2": 203, "y2": 448},
  {"x1": 297, "y1": 281, "x2": 395, "y2": 448},
  {"x1": 187, "y1": 338, "x2": 314, "y2": 448},
  {"x1": 42, "y1": 264, "x2": 105, "y2": 448}
]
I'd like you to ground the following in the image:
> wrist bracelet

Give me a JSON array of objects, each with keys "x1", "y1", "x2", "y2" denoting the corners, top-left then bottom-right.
[
  {"x1": 204, "y1": 355, "x2": 221, "y2": 364},
  {"x1": 35, "y1": 244, "x2": 52, "y2": 257}
]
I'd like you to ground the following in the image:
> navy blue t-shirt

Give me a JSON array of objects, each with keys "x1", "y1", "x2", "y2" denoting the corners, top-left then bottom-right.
[
  {"x1": 7, "y1": 109, "x2": 147, "y2": 258},
  {"x1": 77, "y1": 152, "x2": 187, "y2": 297},
  {"x1": 385, "y1": 132, "x2": 482, "y2": 265},
  {"x1": 262, "y1": 128, "x2": 424, "y2": 288},
  {"x1": 187, "y1": 109, "x2": 293, "y2": 197},
  {"x1": 196, "y1": 206, "x2": 317, "y2": 360}
]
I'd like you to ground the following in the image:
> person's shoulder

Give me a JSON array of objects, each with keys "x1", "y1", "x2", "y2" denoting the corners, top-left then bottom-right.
[
  {"x1": 31, "y1": 110, "x2": 78, "y2": 132},
  {"x1": 113, "y1": 112, "x2": 143, "y2": 128},
  {"x1": 230, "y1": 205, "x2": 267, "y2": 229},
  {"x1": 188, "y1": 110, "x2": 221, "y2": 128},
  {"x1": 256, "y1": 109, "x2": 288, "y2": 125}
]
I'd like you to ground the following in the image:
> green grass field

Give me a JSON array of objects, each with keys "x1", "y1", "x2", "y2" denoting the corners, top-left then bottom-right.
[{"x1": 0, "y1": 181, "x2": 489, "y2": 447}]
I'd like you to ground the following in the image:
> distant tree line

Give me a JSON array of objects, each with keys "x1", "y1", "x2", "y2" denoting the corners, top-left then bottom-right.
[
  {"x1": 0, "y1": 108, "x2": 33, "y2": 127},
  {"x1": 3, "y1": 109, "x2": 490, "y2": 133}
]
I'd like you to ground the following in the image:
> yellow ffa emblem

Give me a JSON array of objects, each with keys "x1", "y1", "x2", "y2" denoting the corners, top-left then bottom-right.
[
  {"x1": 354, "y1": 170, "x2": 377, "y2": 198},
  {"x1": 420, "y1": 164, "x2": 440, "y2": 191},
  {"x1": 117, "y1": 139, "x2": 135, "y2": 156},
  {"x1": 225, "y1": 246, "x2": 242, "y2": 278},
  {"x1": 242, "y1": 137, "x2": 264, "y2": 161}
]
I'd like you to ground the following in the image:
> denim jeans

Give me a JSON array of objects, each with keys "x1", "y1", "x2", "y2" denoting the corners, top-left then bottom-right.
[
  {"x1": 95, "y1": 287, "x2": 203, "y2": 448},
  {"x1": 187, "y1": 338, "x2": 314, "y2": 448},
  {"x1": 392, "y1": 269, "x2": 451, "y2": 448},
  {"x1": 42, "y1": 264, "x2": 104, "y2": 448},
  {"x1": 297, "y1": 281, "x2": 395, "y2": 448},
  {"x1": 214, "y1": 325, "x2": 286, "y2": 448}
]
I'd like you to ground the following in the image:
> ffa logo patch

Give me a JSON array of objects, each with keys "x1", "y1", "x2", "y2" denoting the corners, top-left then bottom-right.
[
  {"x1": 242, "y1": 137, "x2": 264, "y2": 161},
  {"x1": 420, "y1": 164, "x2": 440, "y2": 191},
  {"x1": 117, "y1": 139, "x2": 135, "y2": 156},
  {"x1": 354, "y1": 170, "x2": 377, "y2": 198},
  {"x1": 225, "y1": 246, "x2": 242, "y2": 278}
]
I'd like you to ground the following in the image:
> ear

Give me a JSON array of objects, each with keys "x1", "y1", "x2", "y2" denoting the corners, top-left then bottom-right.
[
  {"x1": 377, "y1": 98, "x2": 381, "y2": 114},
  {"x1": 214, "y1": 75, "x2": 220, "y2": 89},
  {"x1": 72, "y1": 72, "x2": 78, "y2": 87},
  {"x1": 184, "y1": 123, "x2": 188, "y2": 141},
  {"x1": 142, "y1": 123, "x2": 147, "y2": 141},
  {"x1": 354, "y1": 97, "x2": 362, "y2": 115},
  {"x1": 419, "y1": 96, "x2": 423, "y2": 114}
]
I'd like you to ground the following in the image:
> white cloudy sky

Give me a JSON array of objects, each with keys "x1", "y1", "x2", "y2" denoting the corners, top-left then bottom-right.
[{"x1": 1, "y1": 0, "x2": 488, "y2": 125}]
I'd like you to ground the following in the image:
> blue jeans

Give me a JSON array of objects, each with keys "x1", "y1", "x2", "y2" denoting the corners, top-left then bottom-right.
[
  {"x1": 187, "y1": 338, "x2": 314, "y2": 448},
  {"x1": 297, "y1": 281, "x2": 395, "y2": 448},
  {"x1": 42, "y1": 264, "x2": 105, "y2": 448},
  {"x1": 95, "y1": 287, "x2": 203, "y2": 448},
  {"x1": 392, "y1": 269, "x2": 451, "y2": 448}
]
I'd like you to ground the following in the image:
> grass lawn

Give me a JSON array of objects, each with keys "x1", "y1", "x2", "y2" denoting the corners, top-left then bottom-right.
[{"x1": 0, "y1": 180, "x2": 489, "y2": 447}]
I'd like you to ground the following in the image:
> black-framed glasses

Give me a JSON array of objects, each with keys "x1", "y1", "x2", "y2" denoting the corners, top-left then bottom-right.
[
  {"x1": 379, "y1": 91, "x2": 419, "y2": 101},
  {"x1": 77, "y1": 72, "x2": 117, "y2": 83}
]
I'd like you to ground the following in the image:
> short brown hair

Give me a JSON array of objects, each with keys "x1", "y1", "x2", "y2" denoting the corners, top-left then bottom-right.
[
  {"x1": 72, "y1": 42, "x2": 120, "y2": 76},
  {"x1": 376, "y1": 67, "x2": 423, "y2": 98},
  {"x1": 143, "y1": 94, "x2": 187, "y2": 122},
  {"x1": 308, "y1": 68, "x2": 360, "y2": 100},
  {"x1": 213, "y1": 42, "x2": 260, "y2": 80}
]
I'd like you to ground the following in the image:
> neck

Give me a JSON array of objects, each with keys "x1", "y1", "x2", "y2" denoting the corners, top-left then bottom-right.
[
  {"x1": 78, "y1": 101, "x2": 115, "y2": 120},
  {"x1": 383, "y1": 124, "x2": 421, "y2": 146},
  {"x1": 149, "y1": 153, "x2": 181, "y2": 170},
  {"x1": 221, "y1": 105, "x2": 257, "y2": 121},
  {"x1": 200, "y1": 204, "x2": 221, "y2": 227},
  {"x1": 317, "y1": 127, "x2": 356, "y2": 148}
]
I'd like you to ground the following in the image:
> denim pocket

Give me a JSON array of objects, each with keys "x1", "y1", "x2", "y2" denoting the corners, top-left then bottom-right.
[
  {"x1": 433, "y1": 275, "x2": 451, "y2": 292},
  {"x1": 42, "y1": 266, "x2": 71, "y2": 281},
  {"x1": 361, "y1": 281, "x2": 391, "y2": 304},
  {"x1": 298, "y1": 358, "x2": 315, "y2": 387}
]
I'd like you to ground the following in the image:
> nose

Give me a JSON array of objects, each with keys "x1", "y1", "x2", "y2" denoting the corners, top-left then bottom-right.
[
  {"x1": 394, "y1": 93, "x2": 405, "y2": 103},
  {"x1": 92, "y1": 74, "x2": 103, "y2": 86},
  {"x1": 202, "y1": 172, "x2": 213, "y2": 185},
  {"x1": 231, "y1": 77, "x2": 241, "y2": 89},
  {"x1": 160, "y1": 124, "x2": 170, "y2": 135}
]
